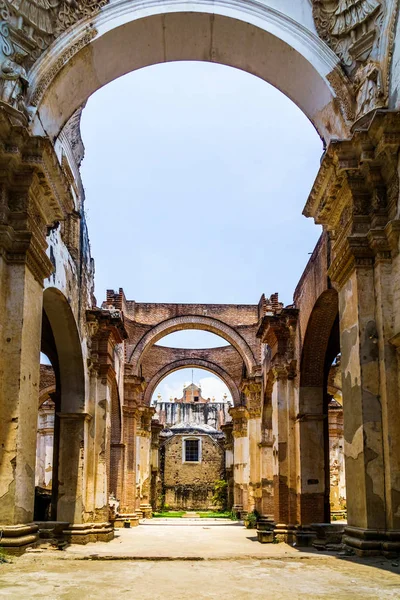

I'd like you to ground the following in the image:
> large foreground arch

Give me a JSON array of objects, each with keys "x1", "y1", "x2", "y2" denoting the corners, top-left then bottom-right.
[
  {"x1": 144, "y1": 358, "x2": 241, "y2": 406},
  {"x1": 30, "y1": 1, "x2": 351, "y2": 142}
]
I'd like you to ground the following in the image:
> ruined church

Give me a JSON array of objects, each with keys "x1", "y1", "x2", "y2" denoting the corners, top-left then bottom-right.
[{"x1": 1, "y1": 0, "x2": 400, "y2": 560}]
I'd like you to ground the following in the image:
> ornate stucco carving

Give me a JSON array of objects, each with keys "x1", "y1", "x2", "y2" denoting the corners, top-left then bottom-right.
[
  {"x1": 5, "y1": 0, "x2": 107, "y2": 66},
  {"x1": 61, "y1": 104, "x2": 85, "y2": 166},
  {"x1": 312, "y1": 0, "x2": 399, "y2": 121},
  {"x1": 0, "y1": 1, "x2": 107, "y2": 115}
]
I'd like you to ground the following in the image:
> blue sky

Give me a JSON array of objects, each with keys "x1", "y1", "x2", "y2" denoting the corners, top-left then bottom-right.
[{"x1": 80, "y1": 61, "x2": 323, "y2": 397}]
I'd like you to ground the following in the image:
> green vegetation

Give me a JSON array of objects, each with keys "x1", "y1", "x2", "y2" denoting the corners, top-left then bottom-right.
[
  {"x1": 153, "y1": 511, "x2": 185, "y2": 518},
  {"x1": 199, "y1": 511, "x2": 232, "y2": 518},
  {"x1": 212, "y1": 479, "x2": 228, "y2": 511},
  {"x1": 244, "y1": 510, "x2": 258, "y2": 529},
  {"x1": 0, "y1": 548, "x2": 9, "y2": 563},
  {"x1": 152, "y1": 509, "x2": 238, "y2": 519}
]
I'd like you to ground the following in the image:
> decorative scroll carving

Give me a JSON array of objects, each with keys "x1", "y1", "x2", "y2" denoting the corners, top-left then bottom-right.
[
  {"x1": 0, "y1": 1, "x2": 107, "y2": 114},
  {"x1": 312, "y1": 0, "x2": 382, "y2": 71},
  {"x1": 6, "y1": 0, "x2": 108, "y2": 66},
  {"x1": 312, "y1": 0, "x2": 399, "y2": 122}
]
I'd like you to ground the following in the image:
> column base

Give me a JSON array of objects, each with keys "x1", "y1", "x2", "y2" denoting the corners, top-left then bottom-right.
[
  {"x1": 63, "y1": 522, "x2": 114, "y2": 544},
  {"x1": 232, "y1": 505, "x2": 244, "y2": 519},
  {"x1": 293, "y1": 526, "x2": 317, "y2": 548},
  {"x1": 256, "y1": 515, "x2": 275, "y2": 543},
  {"x1": 311, "y1": 523, "x2": 345, "y2": 551},
  {"x1": 274, "y1": 523, "x2": 297, "y2": 544},
  {"x1": 139, "y1": 504, "x2": 153, "y2": 519},
  {"x1": 114, "y1": 513, "x2": 140, "y2": 528},
  {"x1": 35, "y1": 521, "x2": 70, "y2": 549},
  {"x1": 344, "y1": 526, "x2": 400, "y2": 557},
  {"x1": 0, "y1": 523, "x2": 39, "y2": 555}
]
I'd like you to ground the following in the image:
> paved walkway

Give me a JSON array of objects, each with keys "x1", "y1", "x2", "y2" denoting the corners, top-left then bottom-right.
[
  {"x1": 65, "y1": 519, "x2": 315, "y2": 560},
  {"x1": 0, "y1": 520, "x2": 399, "y2": 599}
]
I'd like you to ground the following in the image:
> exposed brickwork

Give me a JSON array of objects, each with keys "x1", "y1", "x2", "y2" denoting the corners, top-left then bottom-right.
[{"x1": 39, "y1": 364, "x2": 56, "y2": 406}]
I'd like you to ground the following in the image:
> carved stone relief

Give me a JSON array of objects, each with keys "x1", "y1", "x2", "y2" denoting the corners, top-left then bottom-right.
[
  {"x1": 312, "y1": 0, "x2": 399, "y2": 122},
  {"x1": 0, "y1": 0, "x2": 108, "y2": 116}
]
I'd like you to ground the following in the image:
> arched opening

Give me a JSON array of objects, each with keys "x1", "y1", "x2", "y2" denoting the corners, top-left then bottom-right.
[
  {"x1": 31, "y1": 6, "x2": 349, "y2": 143},
  {"x1": 34, "y1": 288, "x2": 86, "y2": 525},
  {"x1": 34, "y1": 351, "x2": 57, "y2": 521},
  {"x1": 298, "y1": 289, "x2": 343, "y2": 525},
  {"x1": 129, "y1": 316, "x2": 257, "y2": 376},
  {"x1": 151, "y1": 368, "x2": 231, "y2": 513},
  {"x1": 155, "y1": 331, "x2": 230, "y2": 349}
]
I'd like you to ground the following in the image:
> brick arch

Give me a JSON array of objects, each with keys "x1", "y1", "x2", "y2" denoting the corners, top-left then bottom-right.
[
  {"x1": 300, "y1": 288, "x2": 339, "y2": 391},
  {"x1": 143, "y1": 358, "x2": 240, "y2": 406},
  {"x1": 129, "y1": 315, "x2": 257, "y2": 376}
]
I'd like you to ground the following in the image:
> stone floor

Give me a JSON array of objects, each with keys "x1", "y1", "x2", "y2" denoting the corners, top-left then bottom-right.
[{"x1": 0, "y1": 520, "x2": 399, "y2": 599}]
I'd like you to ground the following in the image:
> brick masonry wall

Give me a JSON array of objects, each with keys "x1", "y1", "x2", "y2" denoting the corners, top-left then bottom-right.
[{"x1": 141, "y1": 345, "x2": 244, "y2": 394}]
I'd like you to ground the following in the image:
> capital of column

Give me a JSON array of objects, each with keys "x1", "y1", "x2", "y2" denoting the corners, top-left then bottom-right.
[
  {"x1": 303, "y1": 111, "x2": 400, "y2": 289},
  {"x1": 137, "y1": 405, "x2": 156, "y2": 437},
  {"x1": 229, "y1": 405, "x2": 249, "y2": 438},
  {"x1": 0, "y1": 113, "x2": 74, "y2": 283},
  {"x1": 87, "y1": 308, "x2": 128, "y2": 382},
  {"x1": 124, "y1": 374, "x2": 147, "y2": 404},
  {"x1": 240, "y1": 376, "x2": 262, "y2": 418}
]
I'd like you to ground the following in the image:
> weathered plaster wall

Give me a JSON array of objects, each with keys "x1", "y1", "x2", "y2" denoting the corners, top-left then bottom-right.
[{"x1": 162, "y1": 433, "x2": 224, "y2": 509}]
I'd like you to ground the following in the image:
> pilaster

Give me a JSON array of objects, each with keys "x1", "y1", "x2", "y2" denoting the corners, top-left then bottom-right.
[
  {"x1": 257, "y1": 308, "x2": 298, "y2": 540},
  {"x1": 229, "y1": 405, "x2": 249, "y2": 514},
  {"x1": 304, "y1": 111, "x2": 400, "y2": 554},
  {"x1": 0, "y1": 111, "x2": 73, "y2": 553}
]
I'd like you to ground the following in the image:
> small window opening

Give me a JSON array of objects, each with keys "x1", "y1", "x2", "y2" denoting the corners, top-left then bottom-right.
[
  {"x1": 194, "y1": 396, "x2": 199, "y2": 402},
  {"x1": 185, "y1": 439, "x2": 199, "y2": 462}
]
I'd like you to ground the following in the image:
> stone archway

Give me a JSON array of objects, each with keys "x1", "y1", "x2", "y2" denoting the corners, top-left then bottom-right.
[
  {"x1": 29, "y1": 2, "x2": 351, "y2": 143},
  {"x1": 298, "y1": 288, "x2": 340, "y2": 524},
  {"x1": 42, "y1": 287, "x2": 86, "y2": 524},
  {"x1": 143, "y1": 358, "x2": 241, "y2": 406},
  {"x1": 129, "y1": 315, "x2": 258, "y2": 376}
]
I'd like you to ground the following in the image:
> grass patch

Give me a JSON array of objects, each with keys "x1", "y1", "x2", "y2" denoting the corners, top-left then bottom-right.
[
  {"x1": 0, "y1": 548, "x2": 10, "y2": 563},
  {"x1": 152, "y1": 511, "x2": 185, "y2": 518},
  {"x1": 198, "y1": 512, "x2": 233, "y2": 519}
]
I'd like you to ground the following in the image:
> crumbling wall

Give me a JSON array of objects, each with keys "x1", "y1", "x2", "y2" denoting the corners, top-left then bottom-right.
[{"x1": 162, "y1": 433, "x2": 224, "y2": 510}]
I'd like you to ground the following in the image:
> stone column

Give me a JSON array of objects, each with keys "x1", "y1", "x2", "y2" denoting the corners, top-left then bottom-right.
[
  {"x1": 271, "y1": 366, "x2": 298, "y2": 542},
  {"x1": 0, "y1": 117, "x2": 72, "y2": 553},
  {"x1": 118, "y1": 373, "x2": 145, "y2": 526},
  {"x1": 259, "y1": 392, "x2": 274, "y2": 519},
  {"x1": 229, "y1": 405, "x2": 249, "y2": 516},
  {"x1": 241, "y1": 378, "x2": 263, "y2": 514},
  {"x1": 221, "y1": 422, "x2": 234, "y2": 510},
  {"x1": 137, "y1": 406, "x2": 156, "y2": 518},
  {"x1": 35, "y1": 400, "x2": 55, "y2": 490},
  {"x1": 257, "y1": 309, "x2": 298, "y2": 542},
  {"x1": 150, "y1": 420, "x2": 163, "y2": 511},
  {"x1": 304, "y1": 111, "x2": 400, "y2": 554}
]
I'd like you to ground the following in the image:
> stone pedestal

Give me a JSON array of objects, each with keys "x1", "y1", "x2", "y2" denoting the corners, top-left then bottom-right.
[
  {"x1": 256, "y1": 515, "x2": 275, "y2": 543},
  {"x1": 140, "y1": 504, "x2": 153, "y2": 519},
  {"x1": 114, "y1": 513, "x2": 140, "y2": 528},
  {"x1": 0, "y1": 524, "x2": 39, "y2": 555},
  {"x1": 63, "y1": 522, "x2": 114, "y2": 544}
]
